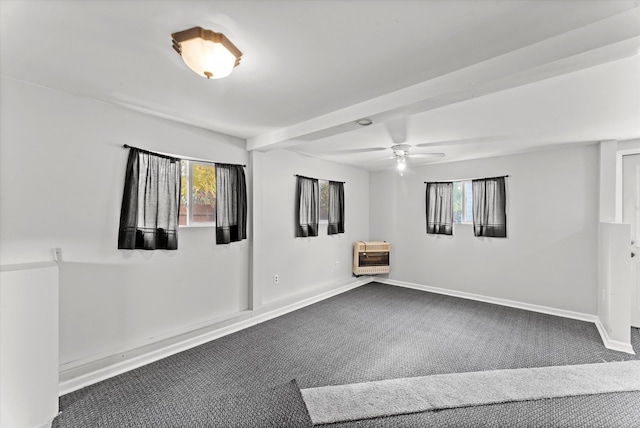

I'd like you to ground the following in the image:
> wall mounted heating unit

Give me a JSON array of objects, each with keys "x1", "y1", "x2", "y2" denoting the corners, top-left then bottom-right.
[{"x1": 353, "y1": 241, "x2": 390, "y2": 275}]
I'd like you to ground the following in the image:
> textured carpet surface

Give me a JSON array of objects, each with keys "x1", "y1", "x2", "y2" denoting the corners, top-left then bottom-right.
[
  {"x1": 53, "y1": 379, "x2": 312, "y2": 428},
  {"x1": 302, "y1": 361, "x2": 640, "y2": 424},
  {"x1": 54, "y1": 283, "x2": 640, "y2": 427}
]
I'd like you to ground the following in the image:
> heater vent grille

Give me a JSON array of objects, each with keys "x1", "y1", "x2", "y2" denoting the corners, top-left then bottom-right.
[{"x1": 353, "y1": 241, "x2": 390, "y2": 276}]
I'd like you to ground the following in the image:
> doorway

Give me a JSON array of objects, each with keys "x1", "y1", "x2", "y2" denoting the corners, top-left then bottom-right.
[{"x1": 622, "y1": 154, "x2": 640, "y2": 328}]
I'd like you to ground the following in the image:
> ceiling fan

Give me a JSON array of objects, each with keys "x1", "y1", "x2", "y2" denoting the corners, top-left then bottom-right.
[
  {"x1": 381, "y1": 143, "x2": 445, "y2": 172},
  {"x1": 355, "y1": 117, "x2": 446, "y2": 172}
]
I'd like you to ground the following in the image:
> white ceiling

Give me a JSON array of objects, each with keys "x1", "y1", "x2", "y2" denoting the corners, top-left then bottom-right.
[{"x1": 2, "y1": 1, "x2": 639, "y2": 170}]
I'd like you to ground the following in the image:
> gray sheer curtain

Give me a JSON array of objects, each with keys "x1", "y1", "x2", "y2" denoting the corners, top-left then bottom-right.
[
  {"x1": 296, "y1": 176, "x2": 319, "y2": 237},
  {"x1": 472, "y1": 176, "x2": 507, "y2": 237},
  {"x1": 118, "y1": 148, "x2": 181, "y2": 250},
  {"x1": 425, "y1": 182, "x2": 453, "y2": 235},
  {"x1": 328, "y1": 181, "x2": 345, "y2": 235},
  {"x1": 215, "y1": 163, "x2": 247, "y2": 244}
]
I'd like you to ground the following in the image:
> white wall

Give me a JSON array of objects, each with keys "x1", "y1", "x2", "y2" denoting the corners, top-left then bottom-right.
[
  {"x1": 1, "y1": 262, "x2": 59, "y2": 428},
  {"x1": 370, "y1": 144, "x2": 600, "y2": 314},
  {"x1": 253, "y1": 149, "x2": 370, "y2": 307},
  {"x1": 598, "y1": 222, "x2": 632, "y2": 351},
  {"x1": 0, "y1": 77, "x2": 249, "y2": 371},
  {"x1": 595, "y1": 138, "x2": 640, "y2": 353},
  {"x1": 0, "y1": 76, "x2": 371, "y2": 391},
  {"x1": 599, "y1": 140, "x2": 617, "y2": 223}
]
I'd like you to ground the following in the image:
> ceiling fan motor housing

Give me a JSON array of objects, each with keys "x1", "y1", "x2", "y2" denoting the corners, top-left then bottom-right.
[{"x1": 392, "y1": 144, "x2": 411, "y2": 157}]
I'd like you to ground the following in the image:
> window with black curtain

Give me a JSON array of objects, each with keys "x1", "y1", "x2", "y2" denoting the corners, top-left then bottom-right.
[
  {"x1": 425, "y1": 182, "x2": 453, "y2": 235},
  {"x1": 118, "y1": 148, "x2": 181, "y2": 250},
  {"x1": 215, "y1": 163, "x2": 247, "y2": 244},
  {"x1": 328, "y1": 181, "x2": 345, "y2": 235},
  {"x1": 472, "y1": 176, "x2": 507, "y2": 238},
  {"x1": 296, "y1": 176, "x2": 319, "y2": 237}
]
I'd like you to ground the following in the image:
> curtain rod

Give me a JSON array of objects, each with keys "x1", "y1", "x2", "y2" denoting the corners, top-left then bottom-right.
[
  {"x1": 295, "y1": 174, "x2": 345, "y2": 184},
  {"x1": 424, "y1": 174, "x2": 508, "y2": 184},
  {"x1": 122, "y1": 144, "x2": 246, "y2": 167}
]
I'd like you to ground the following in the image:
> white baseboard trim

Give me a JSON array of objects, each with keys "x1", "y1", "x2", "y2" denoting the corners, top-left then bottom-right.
[
  {"x1": 595, "y1": 318, "x2": 636, "y2": 355},
  {"x1": 60, "y1": 277, "x2": 633, "y2": 395},
  {"x1": 381, "y1": 278, "x2": 636, "y2": 354},
  {"x1": 379, "y1": 278, "x2": 638, "y2": 354},
  {"x1": 59, "y1": 276, "x2": 372, "y2": 396},
  {"x1": 258, "y1": 276, "x2": 373, "y2": 322},
  {"x1": 380, "y1": 278, "x2": 599, "y2": 323}
]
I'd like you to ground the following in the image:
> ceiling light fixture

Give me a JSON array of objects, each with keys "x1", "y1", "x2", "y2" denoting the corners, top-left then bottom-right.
[
  {"x1": 396, "y1": 155, "x2": 406, "y2": 172},
  {"x1": 356, "y1": 118, "x2": 373, "y2": 127},
  {"x1": 171, "y1": 26, "x2": 242, "y2": 79}
]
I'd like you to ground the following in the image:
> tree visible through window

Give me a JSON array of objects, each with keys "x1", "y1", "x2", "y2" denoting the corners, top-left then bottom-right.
[
  {"x1": 453, "y1": 181, "x2": 473, "y2": 224},
  {"x1": 179, "y1": 160, "x2": 216, "y2": 226},
  {"x1": 319, "y1": 180, "x2": 329, "y2": 222}
]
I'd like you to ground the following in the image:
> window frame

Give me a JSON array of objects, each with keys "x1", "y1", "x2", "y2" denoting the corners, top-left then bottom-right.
[{"x1": 179, "y1": 160, "x2": 216, "y2": 228}]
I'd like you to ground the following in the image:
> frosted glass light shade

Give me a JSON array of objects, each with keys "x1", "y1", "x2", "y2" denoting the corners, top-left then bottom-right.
[
  {"x1": 172, "y1": 27, "x2": 242, "y2": 79},
  {"x1": 397, "y1": 156, "x2": 407, "y2": 171}
]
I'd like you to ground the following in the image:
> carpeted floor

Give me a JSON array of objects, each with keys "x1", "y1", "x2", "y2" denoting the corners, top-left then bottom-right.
[{"x1": 54, "y1": 282, "x2": 640, "y2": 427}]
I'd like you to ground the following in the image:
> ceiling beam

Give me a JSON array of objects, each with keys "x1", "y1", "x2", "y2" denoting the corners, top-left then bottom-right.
[{"x1": 247, "y1": 8, "x2": 640, "y2": 152}]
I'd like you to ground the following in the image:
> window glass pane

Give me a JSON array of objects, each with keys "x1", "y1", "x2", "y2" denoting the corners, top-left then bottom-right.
[
  {"x1": 179, "y1": 160, "x2": 216, "y2": 226},
  {"x1": 464, "y1": 181, "x2": 473, "y2": 223},
  {"x1": 319, "y1": 180, "x2": 329, "y2": 221},
  {"x1": 179, "y1": 160, "x2": 188, "y2": 226},
  {"x1": 452, "y1": 181, "x2": 463, "y2": 224},
  {"x1": 191, "y1": 163, "x2": 216, "y2": 224}
]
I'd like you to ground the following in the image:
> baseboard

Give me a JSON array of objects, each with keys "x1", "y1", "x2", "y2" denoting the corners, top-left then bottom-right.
[
  {"x1": 595, "y1": 318, "x2": 636, "y2": 354},
  {"x1": 258, "y1": 276, "x2": 374, "y2": 322},
  {"x1": 61, "y1": 276, "x2": 632, "y2": 395},
  {"x1": 58, "y1": 276, "x2": 371, "y2": 396},
  {"x1": 381, "y1": 278, "x2": 637, "y2": 354},
  {"x1": 381, "y1": 278, "x2": 599, "y2": 323}
]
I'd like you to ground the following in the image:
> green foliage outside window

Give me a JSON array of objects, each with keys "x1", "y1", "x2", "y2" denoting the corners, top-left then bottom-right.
[
  {"x1": 319, "y1": 180, "x2": 329, "y2": 221},
  {"x1": 180, "y1": 161, "x2": 215, "y2": 205},
  {"x1": 179, "y1": 160, "x2": 216, "y2": 225},
  {"x1": 452, "y1": 181, "x2": 463, "y2": 223},
  {"x1": 192, "y1": 164, "x2": 215, "y2": 205}
]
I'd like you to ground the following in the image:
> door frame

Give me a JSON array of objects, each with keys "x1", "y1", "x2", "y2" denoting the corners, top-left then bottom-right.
[
  {"x1": 616, "y1": 148, "x2": 640, "y2": 329},
  {"x1": 616, "y1": 148, "x2": 640, "y2": 222}
]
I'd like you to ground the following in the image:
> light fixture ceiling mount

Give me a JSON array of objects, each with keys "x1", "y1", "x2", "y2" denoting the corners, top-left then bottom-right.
[{"x1": 171, "y1": 26, "x2": 242, "y2": 79}]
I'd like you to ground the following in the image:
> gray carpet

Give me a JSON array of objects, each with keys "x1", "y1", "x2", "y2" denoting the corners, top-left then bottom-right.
[
  {"x1": 54, "y1": 283, "x2": 640, "y2": 427},
  {"x1": 53, "y1": 379, "x2": 313, "y2": 427}
]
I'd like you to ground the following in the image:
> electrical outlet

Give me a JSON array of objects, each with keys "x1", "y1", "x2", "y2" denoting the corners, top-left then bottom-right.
[
  {"x1": 335, "y1": 261, "x2": 340, "y2": 269},
  {"x1": 273, "y1": 274, "x2": 280, "y2": 285}
]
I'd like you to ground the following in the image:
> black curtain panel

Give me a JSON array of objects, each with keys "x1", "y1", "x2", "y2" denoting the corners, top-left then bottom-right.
[
  {"x1": 215, "y1": 163, "x2": 247, "y2": 244},
  {"x1": 328, "y1": 181, "x2": 345, "y2": 235},
  {"x1": 118, "y1": 148, "x2": 181, "y2": 250},
  {"x1": 296, "y1": 176, "x2": 319, "y2": 237},
  {"x1": 472, "y1": 176, "x2": 507, "y2": 238},
  {"x1": 425, "y1": 182, "x2": 453, "y2": 235}
]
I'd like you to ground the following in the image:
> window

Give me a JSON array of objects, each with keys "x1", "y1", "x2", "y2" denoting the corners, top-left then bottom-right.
[
  {"x1": 453, "y1": 181, "x2": 473, "y2": 224},
  {"x1": 319, "y1": 180, "x2": 329, "y2": 222},
  {"x1": 179, "y1": 160, "x2": 216, "y2": 226}
]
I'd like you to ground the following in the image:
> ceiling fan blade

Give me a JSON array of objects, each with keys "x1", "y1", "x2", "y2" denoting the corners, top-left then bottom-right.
[
  {"x1": 407, "y1": 153, "x2": 445, "y2": 159},
  {"x1": 414, "y1": 136, "x2": 499, "y2": 148},
  {"x1": 385, "y1": 117, "x2": 408, "y2": 145},
  {"x1": 362, "y1": 155, "x2": 396, "y2": 163},
  {"x1": 319, "y1": 147, "x2": 388, "y2": 155}
]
